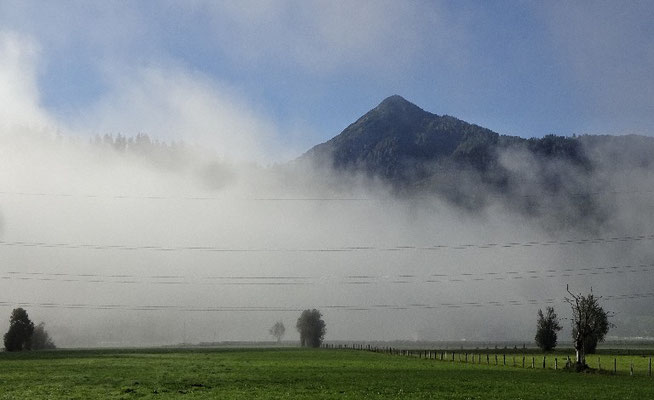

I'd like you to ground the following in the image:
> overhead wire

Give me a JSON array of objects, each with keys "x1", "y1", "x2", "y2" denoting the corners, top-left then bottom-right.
[
  {"x1": 0, "y1": 290, "x2": 651, "y2": 313},
  {"x1": 0, "y1": 187, "x2": 653, "y2": 202},
  {"x1": 1, "y1": 262, "x2": 653, "y2": 287},
  {"x1": 0, "y1": 233, "x2": 652, "y2": 253}
]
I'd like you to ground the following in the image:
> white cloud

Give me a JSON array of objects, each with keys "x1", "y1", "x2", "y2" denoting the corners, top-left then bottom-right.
[
  {"x1": 69, "y1": 65, "x2": 286, "y2": 163},
  {"x1": 0, "y1": 31, "x2": 54, "y2": 132},
  {"x1": 0, "y1": 29, "x2": 288, "y2": 164}
]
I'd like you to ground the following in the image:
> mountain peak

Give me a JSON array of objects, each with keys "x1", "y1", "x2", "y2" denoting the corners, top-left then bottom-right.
[
  {"x1": 374, "y1": 95, "x2": 426, "y2": 116},
  {"x1": 379, "y1": 94, "x2": 410, "y2": 105},
  {"x1": 301, "y1": 95, "x2": 484, "y2": 180}
]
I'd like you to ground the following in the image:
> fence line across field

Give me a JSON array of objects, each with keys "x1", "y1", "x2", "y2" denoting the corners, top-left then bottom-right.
[{"x1": 324, "y1": 343, "x2": 654, "y2": 377}]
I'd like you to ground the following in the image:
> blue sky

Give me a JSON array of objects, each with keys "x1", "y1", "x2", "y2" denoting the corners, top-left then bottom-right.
[{"x1": 1, "y1": 0, "x2": 653, "y2": 161}]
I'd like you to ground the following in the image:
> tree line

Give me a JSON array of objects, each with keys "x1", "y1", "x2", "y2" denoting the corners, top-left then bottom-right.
[
  {"x1": 279, "y1": 286, "x2": 611, "y2": 373},
  {"x1": 4, "y1": 286, "x2": 609, "y2": 370}
]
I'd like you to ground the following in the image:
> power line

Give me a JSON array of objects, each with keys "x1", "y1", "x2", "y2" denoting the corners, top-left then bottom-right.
[
  {"x1": 0, "y1": 191, "x2": 369, "y2": 202},
  {"x1": 0, "y1": 291, "x2": 651, "y2": 313},
  {"x1": 0, "y1": 233, "x2": 652, "y2": 253},
  {"x1": 2, "y1": 262, "x2": 653, "y2": 287},
  {"x1": 0, "y1": 188, "x2": 652, "y2": 202}
]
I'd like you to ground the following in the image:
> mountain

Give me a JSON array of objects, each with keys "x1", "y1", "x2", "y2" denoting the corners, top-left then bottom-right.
[
  {"x1": 301, "y1": 95, "x2": 588, "y2": 185},
  {"x1": 302, "y1": 95, "x2": 501, "y2": 182},
  {"x1": 299, "y1": 95, "x2": 654, "y2": 229}
]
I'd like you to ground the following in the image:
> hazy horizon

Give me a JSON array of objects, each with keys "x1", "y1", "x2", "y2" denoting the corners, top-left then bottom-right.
[{"x1": 1, "y1": 1, "x2": 653, "y2": 348}]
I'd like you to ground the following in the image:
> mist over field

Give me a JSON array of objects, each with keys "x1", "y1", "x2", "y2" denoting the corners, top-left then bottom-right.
[
  {"x1": 0, "y1": 3, "x2": 653, "y2": 349},
  {"x1": 1, "y1": 107, "x2": 653, "y2": 347}
]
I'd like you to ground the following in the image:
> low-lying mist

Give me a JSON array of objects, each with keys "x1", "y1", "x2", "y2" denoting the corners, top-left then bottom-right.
[{"x1": 0, "y1": 124, "x2": 653, "y2": 348}]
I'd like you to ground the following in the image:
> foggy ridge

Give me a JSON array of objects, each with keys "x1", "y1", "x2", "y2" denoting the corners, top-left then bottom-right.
[{"x1": 0, "y1": 95, "x2": 653, "y2": 347}]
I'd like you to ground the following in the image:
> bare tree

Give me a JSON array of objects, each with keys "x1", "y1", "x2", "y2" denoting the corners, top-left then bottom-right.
[
  {"x1": 269, "y1": 321, "x2": 286, "y2": 343},
  {"x1": 565, "y1": 285, "x2": 611, "y2": 368}
]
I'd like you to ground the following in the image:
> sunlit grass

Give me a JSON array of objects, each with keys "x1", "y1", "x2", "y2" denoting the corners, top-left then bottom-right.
[{"x1": 0, "y1": 348, "x2": 652, "y2": 399}]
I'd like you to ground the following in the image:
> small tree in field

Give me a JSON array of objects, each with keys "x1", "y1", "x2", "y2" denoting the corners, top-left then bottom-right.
[
  {"x1": 269, "y1": 321, "x2": 286, "y2": 343},
  {"x1": 31, "y1": 322, "x2": 56, "y2": 350},
  {"x1": 4, "y1": 308, "x2": 35, "y2": 352},
  {"x1": 565, "y1": 286, "x2": 611, "y2": 368},
  {"x1": 535, "y1": 306, "x2": 562, "y2": 351},
  {"x1": 296, "y1": 309, "x2": 326, "y2": 348}
]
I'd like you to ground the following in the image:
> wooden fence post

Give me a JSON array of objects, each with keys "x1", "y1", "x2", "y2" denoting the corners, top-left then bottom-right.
[
  {"x1": 487, "y1": 354, "x2": 490, "y2": 365},
  {"x1": 555, "y1": 358, "x2": 558, "y2": 370},
  {"x1": 614, "y1": 358, "x2": 617, "y2": 375},
  {"x1": 503, "y1": 354, "x2": 506, "y2": 366},
  {"x1": 522, "y1": 355, "x2": 525, "y2": 368},
  {"x1": 649, "y1": 357, "x2": 652, "y2": 377},
  {"x1": 543, "y1": 356, "x2": 546, "y2": 369},
  {"x1": 630, "y1": 362, "x2": 634, "y2": 376},
  {"x1": 495, "y1": 354, "x2": 498, "y2": 365},
  {"x1": 532, "y1": 357, "x2": 535, "y2": 369},
  {"x1": 598, "y1": 357, "x2": 601, "y2": 371}
]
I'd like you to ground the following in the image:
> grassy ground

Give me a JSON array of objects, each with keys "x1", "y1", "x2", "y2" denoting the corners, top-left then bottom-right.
[{"x1": 0, "y1": 348, "x2": 653, "y2": 399}]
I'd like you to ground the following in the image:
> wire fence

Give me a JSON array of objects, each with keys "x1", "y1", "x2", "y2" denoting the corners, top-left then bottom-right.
[{"x1": 324, "y1": 343, "x2": 654, "y2": 377}]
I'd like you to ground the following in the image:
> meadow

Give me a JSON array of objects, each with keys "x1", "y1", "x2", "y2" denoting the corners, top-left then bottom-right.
[{"x1": 0, "y1": 348, "x2": 653, "y2": 399}]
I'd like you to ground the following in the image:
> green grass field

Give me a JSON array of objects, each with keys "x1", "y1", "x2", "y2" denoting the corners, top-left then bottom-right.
[{"x1": 0, "y1": 348, "x2": 653, "y2": 399}]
